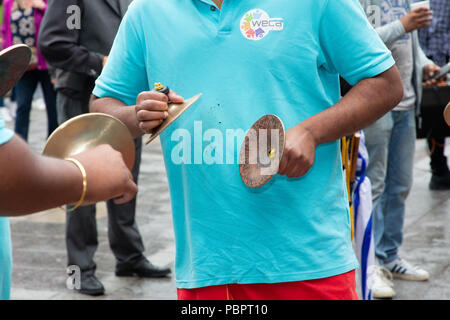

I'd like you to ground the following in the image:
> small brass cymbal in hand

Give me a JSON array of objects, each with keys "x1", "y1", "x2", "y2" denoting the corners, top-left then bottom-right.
[{"x1": 145, "y1": 83, "x2": 202, "y2": 144}]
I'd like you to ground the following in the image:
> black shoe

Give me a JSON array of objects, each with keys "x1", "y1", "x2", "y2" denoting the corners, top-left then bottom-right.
[
  {"x1": 429, "y1": 172, "x2": 450, "y2": 190},
  {"x1": 115, "y1": 259, "x2": 171, "y2": 278},
  {"x1": 77, "y1": 274, "x2": 105, "y2": 296}
]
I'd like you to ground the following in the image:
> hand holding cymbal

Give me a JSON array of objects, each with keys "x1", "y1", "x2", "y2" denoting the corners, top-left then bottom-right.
[
  {"x1": 141, "y1": 83, "x2": 202, "y2": 144},
  {"x1": 278, "y1": 124, "x2": 316, "y2": 178},
  {"x1": 239, "y1": 115, "x2": 318, "y2": 188},
  {"x1": 43, "y1": 113, "x2": 137, "y2": 208}
]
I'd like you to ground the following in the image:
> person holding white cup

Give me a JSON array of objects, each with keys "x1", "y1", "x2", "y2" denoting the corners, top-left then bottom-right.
[
  {"x1": 359, "y1": 0, "x2": 441, "y2": 299},
  {"x1": 402, "y1": 1, "x2": 433, "y2": 34}
]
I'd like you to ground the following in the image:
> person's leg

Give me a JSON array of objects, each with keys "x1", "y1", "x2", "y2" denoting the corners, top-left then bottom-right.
[
  {"x1": 37, "y1": 71, "x2": 58, "y2": 137},
  {"x1": 378, "y1": 110, "x2": 416, "y2": 264},
  {"x1": 66, "y1": 205, "x2": 98, "y2": 277},
  {"x1": 108, "y1": 138, "x2": 146, "y2": 268},
  {"x1": 427, "y1": 115, "x2": 450, "y2": 190},
  {"x1": 108, "y1": 138, "x2": 171, "y2": 277},
  {"x1": 56, "y1": 91, "x2": 88, "y2": 125},
  {"x1": 58, "y1": 92, "x2": 103, "y2": 294},
  {"x1": 363, "y1": 112, "x2": 394, "y2": 262},
  {"x1": 428, "y1": 136, "x2": 448, "y2": 176},
  {"x1": 14, "y1": 71, "x2": 39, "y2": 141}
]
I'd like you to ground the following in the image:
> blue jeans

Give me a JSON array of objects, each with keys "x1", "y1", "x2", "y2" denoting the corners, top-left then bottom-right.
[
  {"x1": 364, "y1": 109, "x2": 416, "y2": 264},
  {"x1": 14, "y1": 70, "x2": 57, "y2": 141}
]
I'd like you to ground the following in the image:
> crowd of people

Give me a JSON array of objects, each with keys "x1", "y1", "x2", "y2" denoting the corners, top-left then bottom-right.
[{"x1": 0, "y1": 0, "x2": 449, "y2": 301}]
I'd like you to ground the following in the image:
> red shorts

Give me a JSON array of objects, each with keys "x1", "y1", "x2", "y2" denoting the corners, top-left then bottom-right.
[{"x1": 177, "y1": 270, "x2": 358, "y2": 300}]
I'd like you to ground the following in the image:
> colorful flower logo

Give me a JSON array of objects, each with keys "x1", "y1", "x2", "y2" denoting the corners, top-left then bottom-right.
[{"x1": 240, "y1": 9, "x2": 284, "y2": 41}]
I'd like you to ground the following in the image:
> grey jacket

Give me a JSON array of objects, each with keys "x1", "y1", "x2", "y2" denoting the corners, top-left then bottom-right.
[
  {"x1": 359, "y1": 0, "x2": 433, "y2": 112},
  {"x1": 39, "y1": 0, "x2": 132, "y2": 99}
]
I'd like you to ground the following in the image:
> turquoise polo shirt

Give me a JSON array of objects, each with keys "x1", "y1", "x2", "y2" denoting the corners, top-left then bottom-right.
[
  {"x1": 0, "y1": 115, "x2": 14, "y2": 300},
  {"x1": 94, "y1": 0, "x2": 395, "y2": 289}
]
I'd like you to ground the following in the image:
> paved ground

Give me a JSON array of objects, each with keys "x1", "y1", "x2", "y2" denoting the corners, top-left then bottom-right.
[{"x1": 5, "y1": 103, "x2": 450, "y2": 300}]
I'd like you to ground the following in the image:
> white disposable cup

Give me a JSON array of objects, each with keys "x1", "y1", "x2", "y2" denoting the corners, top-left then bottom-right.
[{"x1": 410, "y1": 1, "x2": 430, "y2": 11}]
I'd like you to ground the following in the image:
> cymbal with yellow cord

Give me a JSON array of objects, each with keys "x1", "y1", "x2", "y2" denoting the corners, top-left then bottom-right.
[{"x1": 145, "y1": 83, "x2": 202, "y2": 144}]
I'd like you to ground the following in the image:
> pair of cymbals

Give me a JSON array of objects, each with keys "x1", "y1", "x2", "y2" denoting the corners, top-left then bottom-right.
[
  {"x1": 43, "y1": 92, "x2": 203, "y2": 165},
  {"x1": 42, "y1": 94, "x2": 202, "y2": 206}
]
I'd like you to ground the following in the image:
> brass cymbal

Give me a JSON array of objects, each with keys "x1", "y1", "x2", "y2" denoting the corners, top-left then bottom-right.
[
  {"x1": 43, "y1": 113, "x2": 136, "y2": 171},
  {"x1": 445, "y1": 102, "x2": 450, "y2": 126},
  {"x1": 0, "y1": 44, "x2": 31, "y2": 98},
  {"x1": 239, "y1": 115, "x2": 286, "y2": 188},
  {"x1": 145, "y1": 93, "x2": 202, "y2": 144}
]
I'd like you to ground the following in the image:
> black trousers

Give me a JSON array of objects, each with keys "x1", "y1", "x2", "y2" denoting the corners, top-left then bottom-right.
[
  {"x1": 427, "y1": 124, "x2": 449, "y2": 176},
  {"x1": 57, "y1": 91, "x2": 145, "y2": 276}
]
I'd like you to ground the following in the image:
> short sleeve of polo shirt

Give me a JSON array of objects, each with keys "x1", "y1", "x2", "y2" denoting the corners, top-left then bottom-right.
[
  {"x1": 93, "y1": 3, "x2": 149, "y2": 105},
  {"x1": 319, "y1": 0, "x2": 395, "y2": 85},
  {"x1": 0, "y1": 117, "x2": 13, "y2": 146}
]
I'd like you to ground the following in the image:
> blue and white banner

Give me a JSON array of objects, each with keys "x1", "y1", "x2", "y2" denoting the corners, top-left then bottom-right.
[{"x1": 353, "y1": 132, "x2": 376, "y2": 300}]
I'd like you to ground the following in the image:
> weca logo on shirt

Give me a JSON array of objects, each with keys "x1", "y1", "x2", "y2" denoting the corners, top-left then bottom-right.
[{"x1": 240, "y1": 9, "x2": 284, "y2": 41}]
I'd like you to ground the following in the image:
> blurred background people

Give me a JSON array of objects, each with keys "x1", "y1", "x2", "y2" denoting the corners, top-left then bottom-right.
[
  {"x1": 1, "y1": 0, "x2": 57, "y2": 141},
  {"x1": 38, "y1": 0, "x2": 170, "y2": 297},
  {"x1": 418, "y1": 0, "x2": 450, "y2": 190},
  {"x1": 360, "y1": 0, "x2": 440, "y2": 299}
]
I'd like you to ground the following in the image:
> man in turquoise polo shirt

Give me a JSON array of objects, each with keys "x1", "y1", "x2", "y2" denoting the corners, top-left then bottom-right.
[{"x1": 91, "y1": 0, "x2": 403, "y2": 299}]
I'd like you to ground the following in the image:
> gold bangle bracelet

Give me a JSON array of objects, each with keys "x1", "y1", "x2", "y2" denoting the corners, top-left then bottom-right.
[{"x1": 64, "y1": 158, "x2": 87, "y2": 213}]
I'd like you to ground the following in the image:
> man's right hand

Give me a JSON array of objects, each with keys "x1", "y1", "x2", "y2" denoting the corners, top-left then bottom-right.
[
  {"x1": 72, "y1": 145, "x2": 138, "y2": 205},
  {"x1": 400, "y1": 8, "x2": 433, "y2": 33},
  {"x1": 134, "y1": 90, "x2": 184, "y2": 134}
]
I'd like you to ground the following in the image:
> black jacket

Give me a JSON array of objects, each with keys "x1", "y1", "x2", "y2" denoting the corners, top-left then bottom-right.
[{"x1": 39, "y1": 0, "x2": 132, "y2": 99}]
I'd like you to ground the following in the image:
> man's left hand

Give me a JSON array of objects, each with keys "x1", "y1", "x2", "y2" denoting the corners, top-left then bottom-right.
[
  {"x1": 423, "y1": 64, "x2": 441, "y2": 86},
  {"x1": 278, "y1": 124, "x2": 317, "y2": 178}
]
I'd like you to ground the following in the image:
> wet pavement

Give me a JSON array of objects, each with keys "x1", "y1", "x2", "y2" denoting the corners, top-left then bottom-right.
[{"x1": 4, "y1": 104, "x2": 450, "y2": 300}]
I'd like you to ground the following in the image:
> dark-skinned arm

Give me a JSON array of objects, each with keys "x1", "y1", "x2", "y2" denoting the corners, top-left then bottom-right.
[
  {"x1": 0, "y1": 135, "x2": 137, "y2": 217},
  {"x1": 278, "y1": 65, "x2": 403, "y2": 177}
]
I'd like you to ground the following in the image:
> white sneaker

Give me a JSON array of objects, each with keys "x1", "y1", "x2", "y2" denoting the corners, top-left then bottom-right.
[
  {"x1": 384, "y1": 258, "x2": 429, "y2": 281},
  {"x1": 0, "y1": 107, "x2": 13, "y2": 122},
  {"x1": 371, "y1": 266, "x2": 396, "y2": 299}
]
